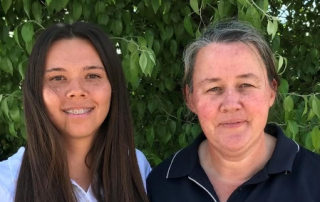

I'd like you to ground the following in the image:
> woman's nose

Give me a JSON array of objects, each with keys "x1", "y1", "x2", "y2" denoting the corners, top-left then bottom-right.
[
  {"x1": 66, "y1": 80, "x2": 88, "y2": 98},
  {"x1": 219, "y1": 90, "x2": 242, "y2": 113}
]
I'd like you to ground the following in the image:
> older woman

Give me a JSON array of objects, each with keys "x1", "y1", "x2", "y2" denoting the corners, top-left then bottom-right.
[{"x1": 147, "y1": 20, "x2": 320, "y2": 202}]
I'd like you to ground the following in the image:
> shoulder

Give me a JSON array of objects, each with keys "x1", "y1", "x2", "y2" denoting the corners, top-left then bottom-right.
[
  {"x1": 0, "y1": 147, "x2": 25, "y2": 200},
  {"x1": 135, "y1": 149, "x2": 152, "y2": 190},
  {"x1": 146, "y1": 152, "x2": 177, "y2": 187},
  {"x1": 296, "y1": 147, "x2": 320, "y2": 168}
]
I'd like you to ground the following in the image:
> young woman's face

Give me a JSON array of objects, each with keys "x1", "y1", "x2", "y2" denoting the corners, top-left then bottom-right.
[
  {"x1": 186, "y1": 42, "x2": 276, "y2": 153},
  {"x1": 43, "y1": 38, "x2": 112, "y2": 141}
]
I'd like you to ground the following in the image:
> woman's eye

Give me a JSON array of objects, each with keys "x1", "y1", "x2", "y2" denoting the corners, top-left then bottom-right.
[
  {"x1": 50, "y1": 76, "x2": 65, "y2": 81},
  {"x1": 240, "y1": 83, "x2": 253, "y2": 88},
  {"x1": 87, "y1": 74, "x2": 100, "y2": 79},
  {"x1": 208, "y1": 87, "x2": 222, "y2": 92}
]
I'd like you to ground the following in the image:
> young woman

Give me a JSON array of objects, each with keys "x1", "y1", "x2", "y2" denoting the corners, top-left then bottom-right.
[{"x1": 0, "y1": 22, "x2": 151, "y2": 202}]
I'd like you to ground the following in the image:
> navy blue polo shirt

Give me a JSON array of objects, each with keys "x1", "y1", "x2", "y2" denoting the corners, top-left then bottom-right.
[{"x1": 147, "y1": 124, "x2": 320, "y2": 202}]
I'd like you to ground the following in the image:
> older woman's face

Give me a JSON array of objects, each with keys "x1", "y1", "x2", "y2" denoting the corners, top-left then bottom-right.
[{"x1": 186, "y1": 42, "x2": 276, "y2": 153}]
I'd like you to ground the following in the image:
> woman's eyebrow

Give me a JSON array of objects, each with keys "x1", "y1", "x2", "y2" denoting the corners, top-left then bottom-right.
[
  {"x1": 237, "y1": 73, "x2": 260, "y2": 81},
  {"x1": 83, "y1": 65, "x2": 105, "y2": 71},
  {"x1": 200, "y1": 77, "x2": 221, "y2": 85},
  {"x1": 45, "y1": 67, "x2": 66, "y2": 73}
]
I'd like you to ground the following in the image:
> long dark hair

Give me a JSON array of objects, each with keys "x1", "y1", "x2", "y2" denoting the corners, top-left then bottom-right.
[{"x1": 15, "y1": 22, "x2": 148, "y2": 202}]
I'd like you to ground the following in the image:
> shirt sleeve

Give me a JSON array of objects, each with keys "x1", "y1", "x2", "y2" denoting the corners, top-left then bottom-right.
[{"x1": 135, "y1": 149, "x2": 152, "y2": 190}]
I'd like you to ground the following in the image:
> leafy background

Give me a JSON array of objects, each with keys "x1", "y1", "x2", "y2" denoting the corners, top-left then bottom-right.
[{"x1": 0, "y1": 0, "x2": 319, "y2": 165}]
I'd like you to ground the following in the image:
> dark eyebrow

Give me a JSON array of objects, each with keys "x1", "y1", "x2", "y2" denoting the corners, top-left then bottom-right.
[
  {"x1": 45, "y1": 66, "x2": 105, "y2": 73},
  {"x1": 45, "y1": 67, "x2": 66, "y2": 73},
  {"x1": 83, "y1": 66, "x2": 105, "y2": 71}
]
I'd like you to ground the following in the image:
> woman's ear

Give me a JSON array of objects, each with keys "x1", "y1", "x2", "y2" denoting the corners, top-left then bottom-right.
[
  {"x1": 269, "y1": 79, "x2": 278, "y2": 107},
  {"x1": 184, "y1": 86, "x2": 197, "y2": 114}
]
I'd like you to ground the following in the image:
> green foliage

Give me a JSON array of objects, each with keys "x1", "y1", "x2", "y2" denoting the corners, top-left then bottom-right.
[{"x1": 0, "y1": 0, "x2": 319, "y2": 162}]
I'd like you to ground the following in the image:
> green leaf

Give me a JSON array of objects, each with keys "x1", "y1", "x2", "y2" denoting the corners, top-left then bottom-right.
[
  {"x1": 307, "y1": 109, "x2": 315, "y2": 121},
  {"x1": 170, "y1": 12, "x2": 180, "y2": 23},
  {"x1": 267, "y1": 18, "x2": 278, "y2": 39},
  {"x1": 299, "y1": 45, "x2": 306, "y2": 55},
  {"x1": 146, "y1": 128, "x2": 155, "y2": 146},
  {"x1": 245, "y1": 6, "x2": 261, "y2": 29},
  {"x1": 32, "y1": 2, "x2": 42, "y2": 23},
  {"x1": 46, "y1": 0, "x2": 52, "y2": 6},
  {"x1": 310, "y1": 48, "x2": 319, "y2": 59},
  {"x1": 283, "y1": 96, "x2": 294, "y2": 112},
  {"x1": 153, "y1": 40, "x2": 161, "y2": 56},
  {"x1": 144, "y1": 52, "x2": 155, "y2": 76},
  {"x1": 139, "y1": 52, "x2": 148, "y2": 73},
  {"x1": 114, "y1": 19, "x2": 123, "y2": 35},
  {"x1": 1, "y1": 98, "x2": 10, "y2": 119},
  {"x1": 151, "y1": 0, "x2": 160, "y2": 13},
  {"x1": 183, "y1": 15, "x2": 194, "y2": 36},
  {"x1": 72, "y1": 1, "x2": 82, "y2": 21},
  {"x1": 10, "y1": 106, "x2": 21, "y2": 122},
  {"x1": 146, "y1": 49, "x2": 156, "y2": 65},
  {"x1": 311, "y1": 126, "x2": 320, "y2": 150},
  {"x1": 191, "y1": 124, "x2": 201, "y2": 137},
  {"x1": 174, "y1": 23, "x2": 184, "y2": 39},
  {"x1": 165, "y1": 25, "x2": 174, "y2": 41},
  {"x1": 237, "y1": 0, "x2": 247, "y2": 6},
  {"x1": 97, "y1": 13, "x2": 109, "y2": 25},
  {"x1": 2, "y1": 0, "x2": 12, "y2": 14},
  {"x1": 163, "y1": 132, "x2": 172, "y2": 144},
  {"x1": 95, "y1": 1, "x2": 105, "y2": 16},
  {"x1": 138, "y1": 36, "x2": 147, "y2": 47},
  {"x1": 123, "y1": 11, "x2": 131, "y2": 25},
  {"x1": 302, "y1": 96, "x2": 308, "y2": 117},
  {"x1": 0, "y1": 57, "x2": 13, "y2": 75},
  {"x1": 278, "y1": 78, "x2": 289, "y2": 95},
  {"x1": 179, "y1": 133, "x2": 187, "y2": 147},
  {"x1": 128, "y1": 40, "x2": 137, "y2": 53},
  {"x1": 277, "y1": 55, "x2": 283, "y2": 72},
  {"x1": 312, "y1": 96, "x2": 320, "y2": 118},
  {"x1": 168, "y1": 120, "x2": 176, "y2": 134},
  {"x1": 18, "y1": 61, "x2": 26, "y2": 79},
  {"x1": 218, "y1": 0, "x2": 231, "y2": 18},
  {"x1": 21, "y1": 22, "x2": 34, "y2": 43},
  {"x1": 23, "y1": 0, "x2": 31, "y2": 17},
  {"x1": 287, "y1": 120, "x2": 299, "y2": 140},
  {"x1": 190, "y1": 0, "x2": 199, "y2": 15},
  {"x1": 136, "y1": 101, "x2": 146, "y2": 116},
  {"x1": 129, "y1": 52, "x2": 140, "y2": 89},
  {"x1": 145, "y1": 30, "x2": 154, "y2": 48},
  {"x1": 164, "y1": 77, "x2": 175, "y2": 90},
  {"x1": 9, "y1": 122, "x2": 17, "y2": 137},
  {"x1": 61, "y1": 0, "x2": 69, "y2": 7},
  {"x1": 25, "y1": 38, "x2": 35, "y2": 55},
  {"x1": 13, "y1": 27, "x2": 21, "y2": 47},
  {"x1": 257, "y1": 0, "x2": 268, "y2": 12},
  {"x1": 148, "y1": 99, "x2": 158, "y2": 113},
  {"x1": 170, "y1": 40, "x2": 177, "y2": 57}
]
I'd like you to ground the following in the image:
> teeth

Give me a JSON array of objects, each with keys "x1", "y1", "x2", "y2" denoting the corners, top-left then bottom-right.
[{"x1": 65, "y1": 109, "x2": 91, "y2": 115}]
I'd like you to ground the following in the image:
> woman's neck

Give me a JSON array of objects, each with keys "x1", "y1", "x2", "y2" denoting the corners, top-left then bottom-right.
[
  {"x1": 65, "y1": 137, "x2": 93, "y2": 192},
  {"x1": 199, "y1": 133, "x2": 276, "y2": 182}
]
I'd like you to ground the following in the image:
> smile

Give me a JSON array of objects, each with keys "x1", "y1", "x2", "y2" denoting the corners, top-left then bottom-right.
[{"x1": 64, "y1": 108, "x2": 93, "y2": 115}]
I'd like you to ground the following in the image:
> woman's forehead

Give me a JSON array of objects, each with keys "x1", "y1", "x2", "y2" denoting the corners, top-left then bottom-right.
[{"x1": 192, "y1": 42, "x2": 268, "y2": 83}]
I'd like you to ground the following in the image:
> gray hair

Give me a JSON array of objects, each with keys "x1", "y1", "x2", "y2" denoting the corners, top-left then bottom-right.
[{"x1": 182, "y1": 20, "x2": 280, "y2": 97}]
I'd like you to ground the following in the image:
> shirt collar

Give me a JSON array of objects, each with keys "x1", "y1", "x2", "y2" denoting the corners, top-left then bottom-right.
[{"x1": 166, "y1": 123, "x2": 299, "y2": 179}]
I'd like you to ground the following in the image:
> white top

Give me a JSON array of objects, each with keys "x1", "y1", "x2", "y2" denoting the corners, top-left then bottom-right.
[{"x1": 0, "y1": 147, "x2": 151, "y2": 202}]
